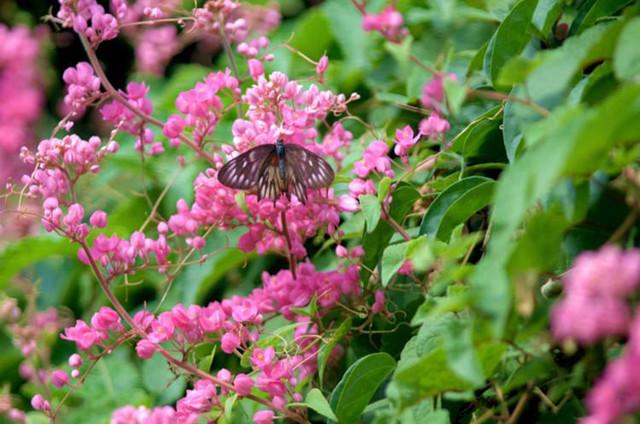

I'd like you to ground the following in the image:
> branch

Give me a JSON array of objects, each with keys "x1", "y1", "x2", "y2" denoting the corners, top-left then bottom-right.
[
  {"x1": 78, "y1": 34, "x2": 217, "y2": 166},
  {"x1": 468, "y1": 88, "x2": 551, "y2": 118}
]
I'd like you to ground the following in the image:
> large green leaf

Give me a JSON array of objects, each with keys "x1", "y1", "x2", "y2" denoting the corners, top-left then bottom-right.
[
  {"x1": 391, "y1": 313, "x2": 506, "y2": 407},
  {"x1": 484, "y1": 0, "x2": 539, "y2": 87},
  {"x1": 304, "y1": 388, "x2": 338, "y2": 421},
  {"x1": 614, "y1": 16, "x2": 640, "y2": 80},
  {"x1": 330, "y1": 352, "x2": 396, "y2": 423},
  {"x1": 420, "y1": 177, "x2": 495, "y2": 242},
  {"x1": 526, "y1": 21, "x2": 623, "y2": 108},
  {"x1": 0, "y1": 235, "x2": 78, "y2": 289}
]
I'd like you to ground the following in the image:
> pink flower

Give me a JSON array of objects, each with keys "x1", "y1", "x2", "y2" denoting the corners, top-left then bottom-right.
[
  {"x1": 248, "y1": 59, "x2": 264, "y2": 80},
  {"x1": 62, "y1": 62, "x2": 100, "y2": 115},
  {"x1": 316, "y1": 55, "x2": 328, "y2": 78},
  {"x1": 230, "y1": 297, "x2": 259, "y2": 323},
  {"x1": 234, "y1": 373, "x2": 254, "y2": 396},
  {"x1": 135, "y1": 338, "x2": 156, "y2": 359},
  {"x1": 419, "y1": 113, "x2": 450, "y2": 138},
  {"x1": 199, "y1": 303, "x2": 226, "y2": 333},
  {"x1": 584, "y1": 351, "x2": 640, "y2": 424},
  {"x1": 163, "y1": 114, "x2": 185, "y2": 140},
  {"x1": 89, "y1": 210, "x2": 107, "y2": 228},
  {"x1": 362, "y1": 6, "x2": 407, "y2": 42},
  {"x1": 394, "y1": 125, "x2": 421, "y2": 159},
  {"x1": 565, "y1": 246, "x2": 640, "y2": 297},
  {"x1": 398, "y1": 260, "x2": 413, "y2": 275},
  {"x1": 90, "y1": 306, "x2": 123, "y2": 332},
  {"x1": 30, "y1": 394, "x2": 50, "y2": 412},
  {"x1": 132, "y1": 310, "x2": 155, "y2": 331},
  {"x1": 372, "y1": 290, "x2": 386, "y2": 314},
  {"x1": 148, "y1": 312, "x2": 175, "y2": 343},
  {"x1": 552, "y1": 246, "x2": 640, "y2": 344},
  {"x1": 353, "y1": 140, "x2": 394, "y2": 178},
  {"x1": 421, "y1": 73, "x2": 458, "y2": 110},
  {"x1": 221, "y1": 332, "x2": 241, "y2": 353},
  {"x1": 68, "y1": 353, "x2": 83, "y2": 368},
  {"x1": 61, "y1": 320, "x2": 104, "y2": 350},
  {"x1": 253, "y1": 409, "x2": 275, "y2": 424},
  {"x1": 51, "y1": 370, "x2": 69, "y2": 388},
  {"x1": 251, "y1": 346, "x2": 275, "y2": 369},
  {"x1": 135, "y1": 26, "x2": 180, "y2": 75},
  {"x1": 552, "y1": 292, "x2": 630, "y2": 344}
]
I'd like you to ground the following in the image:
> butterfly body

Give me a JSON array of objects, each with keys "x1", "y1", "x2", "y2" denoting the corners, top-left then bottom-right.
[{"x1": 218, "y1": 140, "x2": 334, "y2": 204}]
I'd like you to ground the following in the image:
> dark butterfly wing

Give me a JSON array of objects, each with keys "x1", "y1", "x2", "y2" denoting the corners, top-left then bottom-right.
[
  {"x1": 284, "y1": 144, "x2": 335, "y2": 190},
  {"x1": 218, "y1": 144, "x2": 276, "y2": 189},
  {"x1": 257, "y1": 156, "x2": 287, "y2": 202}
]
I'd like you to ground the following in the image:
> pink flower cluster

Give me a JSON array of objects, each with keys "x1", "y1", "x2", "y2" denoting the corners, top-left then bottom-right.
[
  {"x1": 171, "y1": 70, "x2": 240, "y2": 144},
  {"x1": 78, "y1": 230, "x2": 170, "y2": 275},
  {"x1": 20, "y1": 134, "x2": 119, "y2": 201},
  {"x1": 582, "y1": 312, "x2": 640, "y2": 424},
  {"x1": 552, "y1": 245, "x2": 640, "y2": 344},
  {"x1": 0, "y1": 298, "x2": 69, "y2": 422},
  {"x1": 0, "y1": 25, "x2": 43, "y2": 185},
  {"x1": 58, "y1": 262, "x2": 359, "y2": 422},
  {"x1": 57, "y1": 0, "x2": 119, "y2": 45},
  {"x1": 192, "y1": 1, "x2": 246, "y2": 40},
  {"x1": 362, "y1": 6, "x2": 407, "y2": 43},
  {"x1": 114, "y1": 0, "x2": 279, "y2": 75},
  {"x1": 354, "y1": 140, "x2": 394, "y2": 178},
  {"x1": 101, "y1": 82, "x2": 151, "y2": 129},
  {"x1": 111, "y1": 405, "x2": 176, "y2": 424},
  {"x1": 62, "y1": 62, "x2": 101, "y2": 116},
  {"x1": 61, "y1": 306, "x2": 123, "y2": 350},
  {"x1": 135, "y1": 26, "x2": 180, "y2": 75}
]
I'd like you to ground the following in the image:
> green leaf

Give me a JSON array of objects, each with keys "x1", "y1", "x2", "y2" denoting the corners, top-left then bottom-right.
[
  {"x1": 614, "y1": 16, "x2": 640, "y2": 80},
  {"x1": 392, "y1": 341, "x2": 506, "y2": 401},
  {"x1": 360, "y1": 194, "x2": 382, "y2": 233},
  {"x1": 380, "y1": 241, "x2": 411, "y2": 286},
  {"x1": 444, "y1": 78, "x2": 467, "y2": 116},
  {"x1": 443, "y1": 318, "x2": 485, "y2": 386},
  {"x1": 318, "y1": 319, "x2": 352, "y2": 387},
  {"x1": 0, "y1": 235, "x2": 77, "y2": 289},
  {"x1": 572, "y1": 0, "x2": 631, "y2": 34},
  {"x1": 330, "y1": 353, "x2": 396, "y2": 424},
  {"x1": 484, "y1": 0, "x2": 539, "y2": 88},
  {"x1": 380, "y1": 236, "x2": 432, "y2": 285},
  {"x1": 526, "y1": 21, "x2": 623, "y2": 108},
  {"x1": 305, "y1": 388, "x2": 339, "y2": 421},
  {"x1": 420, "y1": 177, "x2": 495, "y2": 242},
  {"x1": 532, "y1": 0, "x2": 563, "y2": 36},
  {"x1": 450, "y1": 106, "x2": 505, "y2": 162},
  {"x1": 385, "y1": 36, "x2": 414, "y2": 75},
  {"x1": 377, "y1": 177, "x2": 393, "y2": 202},
  {"x1": 289, "y1": 8, "x2": 333, "y2": 72},
  {"x1": 142, "y1": 353, "x2": 186, "y2": 404},
  {"x1": 361, "y1": 184, "x2": 420, "y2": 283},
  {"x1": 323, "y1": 0, "x2": 370, "y2": 78}
]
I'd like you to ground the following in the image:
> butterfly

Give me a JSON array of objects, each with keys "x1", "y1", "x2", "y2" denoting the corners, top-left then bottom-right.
[{"x1": 217, "y1": 140, "x2": 335, "y2": 204}]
